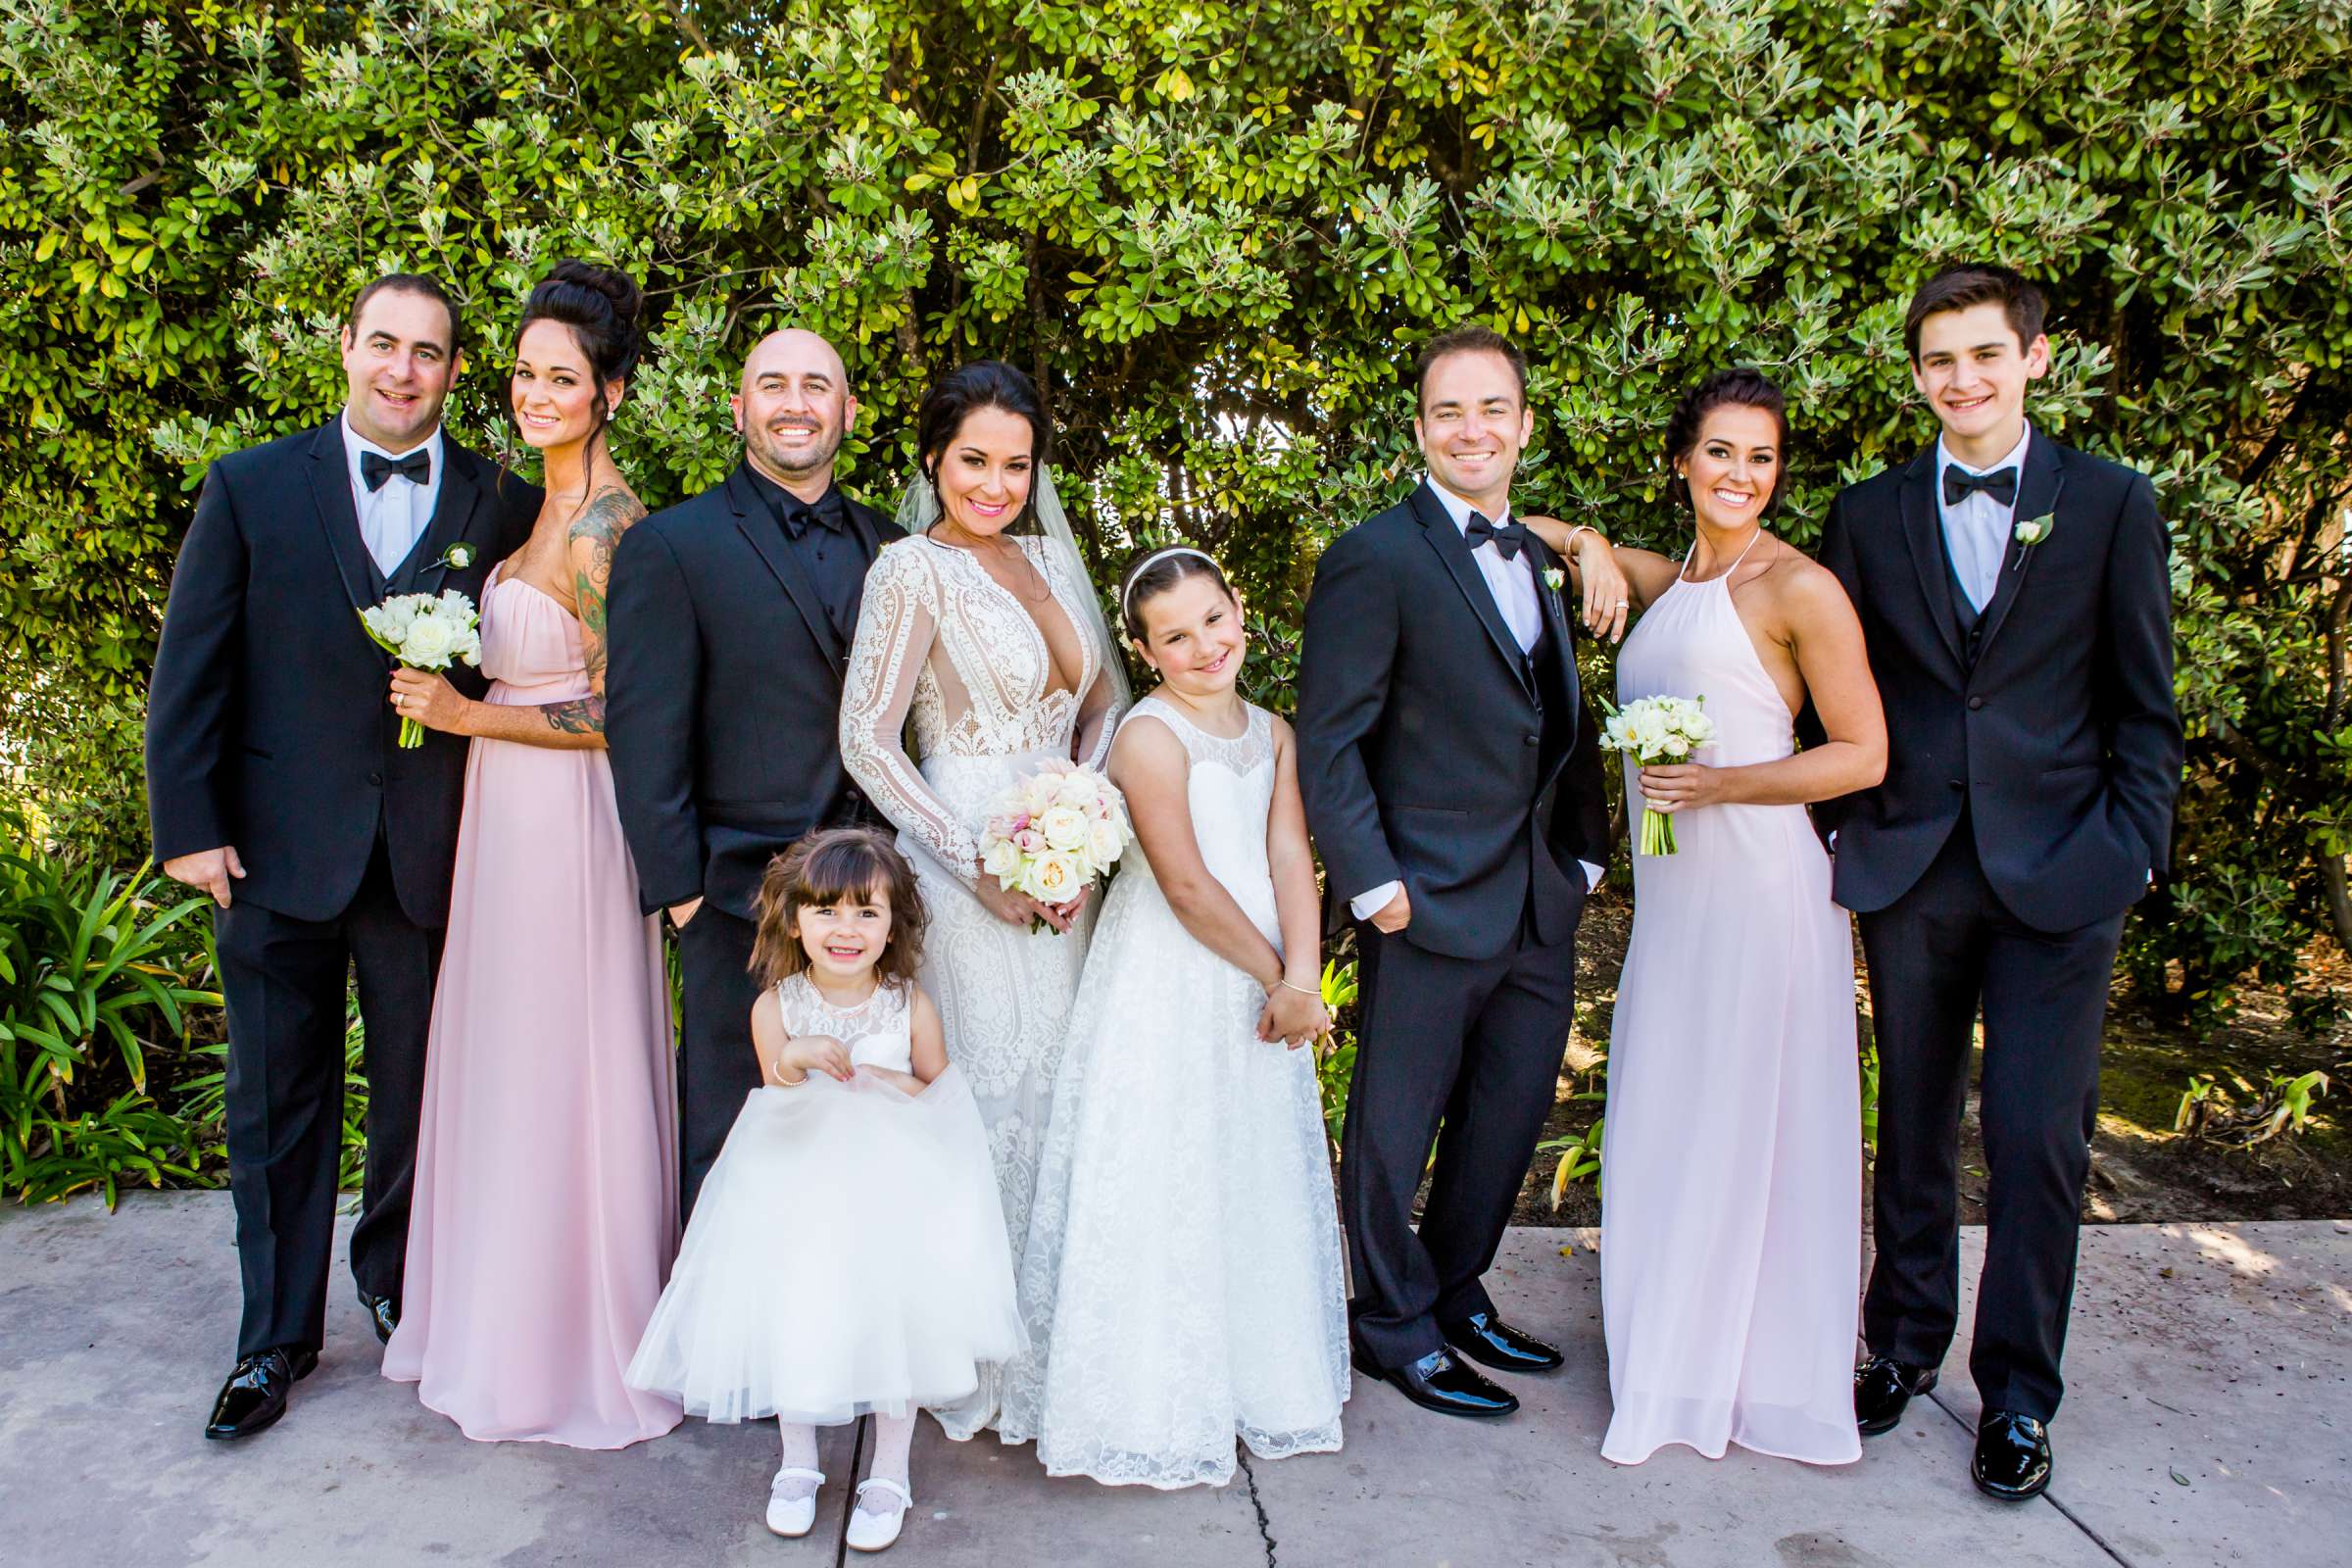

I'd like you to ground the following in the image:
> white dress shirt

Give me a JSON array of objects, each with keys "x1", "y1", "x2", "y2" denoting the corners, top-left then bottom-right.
[
  {"x1": 1936, "y1": 422, "x2": 2031, "y2": 612},
  {"x1": 341, "y1": 414, "x2": 445, "y2": 579},
  {"x1": 1349, "y1": 477, "x2": 1602, "y2": 921}
]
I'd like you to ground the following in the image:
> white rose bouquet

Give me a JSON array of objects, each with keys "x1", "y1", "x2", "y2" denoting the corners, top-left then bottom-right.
[
  {"x1": 1598, "y1": 694, "x2": 1719, "y2": 857},
  {"x1": 977, "y1": 760, "x2": 1131, "y2": 932},
  {"x1": 359, "y1": 589, "x2": 483, "y2": 748}
]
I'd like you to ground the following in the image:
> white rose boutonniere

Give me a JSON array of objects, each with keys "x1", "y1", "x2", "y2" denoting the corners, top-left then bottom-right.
[
  {"x1": 1543, "y1": 565, "x2": 1565, "y2": 591},
  {"x1": 436, "y1": 542, "x2": 476, "y2": 571},
  {"x1": 2011, "y1": 511, "x2": 2055, "y2": 568}
]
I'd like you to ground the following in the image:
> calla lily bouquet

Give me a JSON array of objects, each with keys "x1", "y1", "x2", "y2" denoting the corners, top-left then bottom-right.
[
  {"x1": 1599, "y1": 694, "x2": 1719, "y2": 856},
  {"x1": 360, "y1": 589, "x2": 483, "y2": 747},
  {"x1": 978, "y1": 760, "x2": 1131, "y2": 932}
]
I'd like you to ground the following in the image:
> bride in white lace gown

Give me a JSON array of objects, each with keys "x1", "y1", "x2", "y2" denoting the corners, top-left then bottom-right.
[
  {"x1": 840, "y1": 364, "x2": 1127, "y2": 1441},
  {"x1": 998, "y1": 549, "x2": 1350, "y2": 1488}
]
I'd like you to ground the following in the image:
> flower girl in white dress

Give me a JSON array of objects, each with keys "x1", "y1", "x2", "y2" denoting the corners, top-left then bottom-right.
[
  {"x1": 626, "y1": 828, "x2": 1024, "y2": 1552},
  {"x1": 999, "y1": 548, "x2": 1352, "y2": 1488}
]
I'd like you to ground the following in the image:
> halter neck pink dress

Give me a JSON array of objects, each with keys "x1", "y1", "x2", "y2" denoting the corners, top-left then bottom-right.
[
  {"x1": 383, "y1": 566, "x2": 682, "y2": 1447},
  {"x1": 1597, "y1": 537, "x2": 1864, "y2": 1466}
]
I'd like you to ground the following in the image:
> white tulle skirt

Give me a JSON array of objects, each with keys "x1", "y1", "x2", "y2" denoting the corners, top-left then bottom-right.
[{"x1": 625, "y1": 1065, "x2": 1026, "y2": 1426}]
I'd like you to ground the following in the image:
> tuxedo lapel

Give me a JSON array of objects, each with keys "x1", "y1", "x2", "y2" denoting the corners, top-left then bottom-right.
[
  {"x1": 1410, "y1": 482, "x2": 1533, "y2": 697},
  {"x1": 304, "y1": 421, "x2": 377, "y2": 614},
  {"x1": 1529, "y1": 534, "x2": 1583, "y2": 767},
  {"x1": 1971, "y1": 436, "x2": 2066, "y2": 662},
  {"x1": 403, "y1": 448, "x2": 487, "y2": 596},
  {"x1": 1896, "y1": 449, "x2": 1967, "y2": 671},
  {"x1": 727, "y1": 466, "x2": 846, "y2": 672}
]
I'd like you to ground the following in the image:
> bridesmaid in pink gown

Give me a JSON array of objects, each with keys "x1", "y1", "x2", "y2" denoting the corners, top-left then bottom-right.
[
  {"x1": 379, "y1": 262, "x2": 680, "y2": 1447},
  {"x1": 1528, "y1": 368, "x2": 1886, "y2": 1466}
]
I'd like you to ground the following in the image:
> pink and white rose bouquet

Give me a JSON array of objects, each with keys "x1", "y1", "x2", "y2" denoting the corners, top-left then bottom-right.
[{"x1": 977, "y1": 760, "x2": 1131, "y2": 930}]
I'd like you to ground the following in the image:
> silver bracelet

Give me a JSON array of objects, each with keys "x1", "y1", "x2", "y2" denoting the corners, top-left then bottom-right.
[
  {"x1": 1275, "y1": 977, "x2": 1320, "y2": 998},
  {"x1": 1563, "y1": 524, "x2": 1598, "y2": 553},
  {"x1": 770, "y1": 1039, "x2": 808, "y2": 1088}
]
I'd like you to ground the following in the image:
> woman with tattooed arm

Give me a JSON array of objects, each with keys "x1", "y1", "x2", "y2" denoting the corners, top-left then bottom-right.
[{"x1": 379, "y1": 262, "x2": 684, "y2": 1448}]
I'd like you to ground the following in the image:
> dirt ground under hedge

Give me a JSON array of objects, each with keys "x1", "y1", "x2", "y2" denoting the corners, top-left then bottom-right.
[{"x1": 1483, "y1": 889, "x2": 2350, "y2": 1230}]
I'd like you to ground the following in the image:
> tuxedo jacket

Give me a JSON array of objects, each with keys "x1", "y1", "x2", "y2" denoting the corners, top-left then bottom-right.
[
  {"x1": 145, "y1": 420, "x2": 540, "y2": 926},
  {"x1": 1298, "y1": 481, "x2": 1611, "y2": 961},
  {"x1": 1813, "y1": 434, "x2": 2181, "y2": 933},
  {"x1": 607, "y1": 463, "x2": 904, "y2": 923}
]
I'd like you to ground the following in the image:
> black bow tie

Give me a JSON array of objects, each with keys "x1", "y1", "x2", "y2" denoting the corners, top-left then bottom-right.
[
  {"x1": 1942, "y1": 464, "x2": 2018, "y2": 509},
  {"x1": 779, "y1": 491, "x2": 845, "y2": 540},
  {"x1": 1464, "y1": 512, "x2": 1530, "y2": 561},
  {"x1": 361, "y1": 448, "x2": 431, "y2": 492}
]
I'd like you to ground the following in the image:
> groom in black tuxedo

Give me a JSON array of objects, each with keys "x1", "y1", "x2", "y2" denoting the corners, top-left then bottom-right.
[
  {"x1": 147, "y1": 273, "x2": 539, "y2": 1439},
  {"x1": 1816, "y1": 265, "x2": 2181, "y2": 1498},
  {"x1": 608, "y1": 327, "x2": 901, "y2": 1221},
  {"x1": 1298, "y1": 327, "x2": 1611, "y2": 1418}
]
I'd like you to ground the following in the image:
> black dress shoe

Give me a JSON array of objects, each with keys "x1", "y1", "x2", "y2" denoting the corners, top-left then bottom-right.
[
  {"x1": 1353, "y1": 1347, "x2": 1519, "y2": 1418},
  {"x1": 204, "y1": 1348, "x2": 318, "y2": 1441},
  {"x1": 360, "y1": 1291, "x2": 399, "y2": 1346},
  {"x1": 1973, "y1": 1410, "x2": 2053, "y2": 1500},
  {"x1": 1441, "y1": 1311, "x2": 1565, "y2": 1374},
  {"x1": 1853, "y1": 1352, "x2": 1937, "y2": 1436}
]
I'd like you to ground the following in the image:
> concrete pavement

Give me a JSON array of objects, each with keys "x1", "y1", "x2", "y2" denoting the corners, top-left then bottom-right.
[{"x1": 1, "y1": 1196, "x2": 2343, "y2": 1566}]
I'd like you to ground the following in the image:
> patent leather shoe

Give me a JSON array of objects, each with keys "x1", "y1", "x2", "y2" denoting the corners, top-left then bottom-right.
[
  {"x1": 1853, "y1": 1352, "x2": 1937, "y2": 1436},
  {"x1": 1353, "y1": 1346, "x2": 1518, "y2": 1418},
  {"x1": 204, "y1": 1347, "x2": 318, "y2": 1441},
  {"x1": 360, "y1": 1291, "x2": 399, "y2": 1346},
  {"x1": 1973, "y1": 1410, "x2": 2053, "y2": 1500},
  {"x1": 1441, "y1": 1311, "x2": 1564, "y2": 1373}
]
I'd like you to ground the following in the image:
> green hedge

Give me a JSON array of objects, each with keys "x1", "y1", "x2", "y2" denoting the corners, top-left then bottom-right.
[{"x1": 5, "y1": 0, "x2": 2348, "y2": 1030}]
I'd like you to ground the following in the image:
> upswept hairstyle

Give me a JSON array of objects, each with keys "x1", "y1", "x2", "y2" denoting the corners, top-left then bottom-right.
[
  {"x1": 750, "y1": 827, "x2": 929, "y2": 992},
  {"x1": 345, "y1": 271, "x2": 465, "y2": 360},
  {"x1": 508, "y1": 259, "x2": 647, "y2": 449},
  {"x1": 1662, "y1": 368, "x2": 1791, "y2": 516},
  {"x1": 914, "y1": 360, "x2": 1052, "y2": 529},
  {"x1": 1412, "y1": 323, "x2": 1529, "y2": 412},
  {"x1": 1117, "y1": 545, "x2": 1237, "y2": 643},
  {"x1": 1902, "y1": 264, "x2": 2048, "y2": 364}
]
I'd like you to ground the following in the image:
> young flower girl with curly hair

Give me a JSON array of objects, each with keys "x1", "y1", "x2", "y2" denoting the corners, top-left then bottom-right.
[{"x1": 628, "y1": 827, "x2": 1023, "y2": 1552}]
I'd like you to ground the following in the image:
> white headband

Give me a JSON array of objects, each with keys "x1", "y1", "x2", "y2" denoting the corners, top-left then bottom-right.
[{"x1": 1120, "y1": 546, "x2": 1222, "y2": 618}]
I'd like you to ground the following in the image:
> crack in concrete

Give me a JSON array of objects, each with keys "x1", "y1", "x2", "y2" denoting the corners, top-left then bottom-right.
[
  {"x1": 1236, "y1": 1446, "x2": 1278, "y2": 1566},
  {"x1": 1925, "y1": 1388, "x2": 2135, "y2": 1568},
  {"x1": 830, "y1": 1413, "x2": 869, "y2": 1568}
]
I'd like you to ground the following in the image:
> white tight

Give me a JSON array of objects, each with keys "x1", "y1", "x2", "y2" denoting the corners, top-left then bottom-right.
[{"x1": 774, "y1": 1412, "x2": 916, "y2": 1513}]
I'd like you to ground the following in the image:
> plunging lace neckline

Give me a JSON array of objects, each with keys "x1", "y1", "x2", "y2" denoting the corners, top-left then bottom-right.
[{"x1": 918, "y1": 535, "x2": 1093, "y2": 702}]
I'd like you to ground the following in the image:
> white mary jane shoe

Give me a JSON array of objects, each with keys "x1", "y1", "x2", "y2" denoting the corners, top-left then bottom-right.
[
  {"x1": 764, "y1": 1466, "x2": 825, "y2": 1538},
  {"x1": 845, "y1": 1477, "x2": 912, "y2": 1553}
]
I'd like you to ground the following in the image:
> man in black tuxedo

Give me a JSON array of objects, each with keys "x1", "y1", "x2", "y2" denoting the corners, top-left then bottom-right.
[
  {"x1": 147, "y1": 274, "x2": 540, "y2": 1440},
  {"x1": 1816, "y1": 265, "x2": 2181, "y2": 1499},
  {"x1": 1298, "y1": 327, "x2": 1612, "y2": 1419},
  {"x1": 608, "y1": 327, "x2": 901, "y2": 1220}
]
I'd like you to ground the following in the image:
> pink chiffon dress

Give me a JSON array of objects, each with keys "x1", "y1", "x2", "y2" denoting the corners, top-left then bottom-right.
[
  {"x1": 382, "y1": 566, "x2": 682, "y2": 1447},
  {"x1": 1597, "y1": 539, "x2": 1865, "y2": 1467}
]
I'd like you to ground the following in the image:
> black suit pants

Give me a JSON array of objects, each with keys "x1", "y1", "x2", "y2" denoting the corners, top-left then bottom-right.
[
  {"x1": 1341, "y1": 919, "x2": 1577, "y2": 1371},
  {"x1": 1857, "y1": 827, "x2": 2124, "y2": 1420},
  {"x1": 675, "y1": 906, "x2": 762, "y2": 1222},
  {"x1": 213, "y1": 839, "x2": 440, "y2": 1358}
]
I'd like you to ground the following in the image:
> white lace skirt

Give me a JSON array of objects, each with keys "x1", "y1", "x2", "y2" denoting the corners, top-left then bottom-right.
[
  {"x1": 998, "y1": 868, "x2": 1351, "y2": 1487},
  {"x1": 899, "y1": 749, "x2": 1100, "y2": 1440},
  {"x1": 625, "y1": 1066, "x2": 1025, "y2": 1426}
]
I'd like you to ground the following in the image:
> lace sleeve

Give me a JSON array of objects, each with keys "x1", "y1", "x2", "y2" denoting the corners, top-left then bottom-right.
[{"x1": 840, "y1": 544, "x2": 983, "y2": 887}]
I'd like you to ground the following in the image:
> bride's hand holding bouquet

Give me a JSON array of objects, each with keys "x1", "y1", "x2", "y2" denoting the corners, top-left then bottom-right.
[{"x1": 974, "y1": 760, "x2": 1131, "y2": 934}]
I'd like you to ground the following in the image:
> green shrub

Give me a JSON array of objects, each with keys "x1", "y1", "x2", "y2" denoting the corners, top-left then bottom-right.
[
  {"x1": 0, "y1": 811, "x2": 220, "y2": 1202},
  {"x1": 4, "y1": 0, "x2": 2345, "y2": 1039}
]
